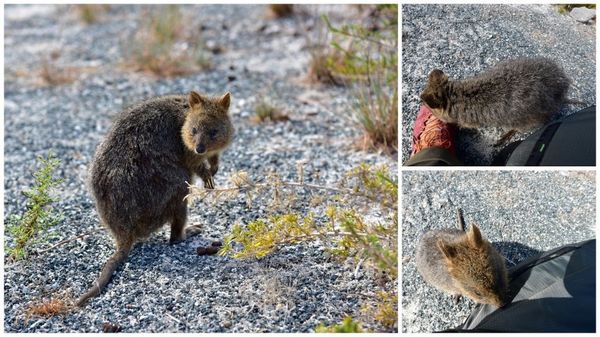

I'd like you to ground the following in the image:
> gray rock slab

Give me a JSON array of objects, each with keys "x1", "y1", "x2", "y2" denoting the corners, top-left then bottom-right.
[
  {"x1": 402, "y1": 170, "x2": 595, "y2": 332},
  {"x1": 570, "y1": 7, "x2": 596, "y2": 23},
  {"x1": 402, "y1": 4, "x2": 596, "y2": 165}
]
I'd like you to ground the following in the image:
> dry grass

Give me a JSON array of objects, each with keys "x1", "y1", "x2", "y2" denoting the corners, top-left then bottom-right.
[
  {"x1": 354, "y1": 77, "x2": 398, "y2": 154},
  {"x1": 305, "y1": 15, "x2": 343, "y2": 86},
  {"x1": 307, "y1": 48, "x2": 341, "y2": 85},
  {"x1": 252, "y1": 96, "x2": 289, "y2": 123},
  {"x1": 39, "y1": 60, "x2": 77, "y2": 86},
  {"x1": 7, "y1": 50, "x2": 97, "y2": 87},
  {"x1": 127, "y1": 5, "x2": 210, "y2": 77},
  {"x1": 37, "y1": 61, "x2": 99, "y2": 86},
  {"x1": 237, "y1": 268, "x2": 296, "y2": 317},
  {"x1": 75, "y1": 4, "x2": 110, "y2": 24},
  {"x1": 26, "y1": 298, "x2": 70, "y2": 318},
  {"x1": 308, "y1": 5, "x2": 398, "y2": 154}
]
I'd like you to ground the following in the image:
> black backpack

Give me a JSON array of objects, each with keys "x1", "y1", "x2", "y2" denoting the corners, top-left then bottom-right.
[
  {"x1": 444, "y1": 239, "x2": 595, "y2": 332},
  {"x1": 494, "y1": 106, "x2": 596, "y2": 166}
]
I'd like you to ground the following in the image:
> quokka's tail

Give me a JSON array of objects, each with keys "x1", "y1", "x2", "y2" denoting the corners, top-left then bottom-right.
[
  {"x1": 76, "y1": 244, "x2": 132, "y2": 307},
  {"x1": 456, "y1": 208, "x2": 466, "y2": 231}
]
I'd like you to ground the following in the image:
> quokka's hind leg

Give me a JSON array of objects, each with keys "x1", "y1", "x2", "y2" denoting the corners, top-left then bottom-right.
[
  {"x1": 494, "y1": 130, "x2": 517, "y2": 147},
  {"x1": 169, "y1": 199, "x2": 188, "y2": 244},
  {"x1": 76, "y1": 237, "x2": 134, "y2": 307},
  {"x1": 169, "y1": 199, "x2": 203, "y2": 244}
]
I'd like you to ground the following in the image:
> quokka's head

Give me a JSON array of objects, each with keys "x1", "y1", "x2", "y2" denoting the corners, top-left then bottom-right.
[
  {"x1": 420, "y1": 69, "x2": 451, "y2": 121},
  {"x1": 436, "y1": 224, "x2": 509, "y2": 308},
  {"x1": 182, "y1": 91, "x2": 234, "y2": 155}
]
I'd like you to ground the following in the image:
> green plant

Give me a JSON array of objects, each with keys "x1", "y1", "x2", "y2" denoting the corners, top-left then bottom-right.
[
  {"x1": 5, "y1": 152, "x2": 64, "y2": 261},
  {"x1": 128, "y1": 5, "x2": 210, "y2": 77},
  {"x1": 307, "y1": 47, "x2": 339, "y2": 85},
  {"x1": 315, "y1": 316, "x2": 363, "y2": 333},
  {"x1": 362, "y1": 291, "x2": 397, "y2": 328},
  {"x1": 556, "y1": 4, "x2": 596, "y2": 14},
  {"x1": 186, "y1": 163, "x2": 397, "y2": 331}
]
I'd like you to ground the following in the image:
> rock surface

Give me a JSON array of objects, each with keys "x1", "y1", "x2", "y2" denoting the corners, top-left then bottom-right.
[
  {"x1": 570, "y1": 7, "x2": 596, "y2": 23},
  {"x1": 402, "y1": 171, "x2": 595, "y2": 332},
  {"x1": 402, "y1": 4, "x2": 595, "y2": 165}
]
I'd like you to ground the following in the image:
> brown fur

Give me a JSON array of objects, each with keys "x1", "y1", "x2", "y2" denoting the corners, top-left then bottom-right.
[
  {"x1": 416, "y1": 219, "x2": 509, "y2": 307},
  {"x1": 420, "y1": 58, "x2": 571, "y2": 131},
  {"x1": 76, "y1": 91, "x2": 233, "y2": 306}
]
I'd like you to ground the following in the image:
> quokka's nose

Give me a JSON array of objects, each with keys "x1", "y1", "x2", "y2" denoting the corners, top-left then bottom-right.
[{"x1": 196, "y1": 144, "x2": 206, "y2": 154}]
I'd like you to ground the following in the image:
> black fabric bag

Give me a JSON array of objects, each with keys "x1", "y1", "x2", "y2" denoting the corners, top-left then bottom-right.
[
  {"x1": 444, "y1": 239, "x2": 595, "y2": 332},
  {"x1": 494, "y1": 106, "x2": 596, "y2": 166}
]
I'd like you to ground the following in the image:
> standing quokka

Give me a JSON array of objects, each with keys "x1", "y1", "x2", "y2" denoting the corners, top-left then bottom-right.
[
  {"x1": 415, "y1": 209, "x2": 509, "y2": 307},
  {"x1": 77, "y1": 91, "x2": 234, "y2": 306},
  {"x1": 420, "y1": 58, "x2": 572, "y2": 132}
]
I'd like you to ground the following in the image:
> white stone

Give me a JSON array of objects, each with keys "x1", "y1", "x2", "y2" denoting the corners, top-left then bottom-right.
[{"x1": 570, "y1": 7, "x2": 596, "y2": 23}]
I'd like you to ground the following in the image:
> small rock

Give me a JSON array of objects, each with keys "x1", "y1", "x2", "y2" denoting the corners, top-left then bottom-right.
[
  {"x1": 570, "y1": 7, "x2": 595, "y2": 23},
  {"x1": 102, "y1": 322, "x2": 122, "y2": 333}
]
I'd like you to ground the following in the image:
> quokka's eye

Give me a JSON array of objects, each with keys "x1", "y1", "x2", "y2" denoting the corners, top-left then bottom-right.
[
  {"x1": 191, "y1": 127, "x2": 198, "y2": 135},
  {"x1": 208, "y1": 129, "x2": 218, "y2": 139}
]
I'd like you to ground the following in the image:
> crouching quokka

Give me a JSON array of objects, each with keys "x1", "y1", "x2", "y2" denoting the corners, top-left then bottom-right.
[
  {"x1": 77, "y1": 91, "x2": 234, "y2": 306},
  {"x1": 420, "y1": 58, "x2": 576, "y2": 144},
  {"x1": 416, "y1": 210, "x2": 509, "y2": 307}
]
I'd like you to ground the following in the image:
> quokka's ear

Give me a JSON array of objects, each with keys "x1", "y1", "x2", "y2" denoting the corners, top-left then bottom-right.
[
  {"x1": 467, "y1": 224, "x2": 484, "y2": 248},
  {"x1": 420, "y1": 70, "x2": 448, "y2": 109},
  {"x1": 428, "y1": 69, "x2": 448, "y2": 84},
  {"x1": 420, "y1": 90, "x2": 446, "y2": 109},
  {"x1": 437, "y1": 239, "x2": 457, "y2": 259},
  {"x1": 189, "y1": 91, "x2": 206, "y2": 109},
  {"x1": 218, "y1": 92, "x2": 231, "y2": 110}
]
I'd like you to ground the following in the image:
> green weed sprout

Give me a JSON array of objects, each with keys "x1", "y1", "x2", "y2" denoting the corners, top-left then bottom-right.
[{"x1": 6, "y1": 152, "x2": 64, "y2": 261}]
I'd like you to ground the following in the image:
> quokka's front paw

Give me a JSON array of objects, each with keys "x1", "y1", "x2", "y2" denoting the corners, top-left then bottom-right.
[
  {"x1": 210, "y1": 165, "x2": 219, "y2": 177},
  {"x1": 202, "y1": 176, "x2": 215, "y2": 189}
]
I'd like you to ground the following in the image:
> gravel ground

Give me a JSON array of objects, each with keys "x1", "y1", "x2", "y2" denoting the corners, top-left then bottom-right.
[
  {"x1": 402, "y1": 4, "x2": 596, "y2": 165},
  {"x1": 4, "y1": 5, "x2": 397, "y2": 332},
  {"x1": 402, "y1": 171, "x2": 596, "y2": 332}
]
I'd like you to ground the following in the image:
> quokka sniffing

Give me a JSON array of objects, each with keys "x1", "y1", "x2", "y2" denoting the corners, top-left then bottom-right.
[
  {"x1": 420, "y1": 57, "x2": 574, "y2": 133},
  {"x1": 415, "y1": 209, "x2": 509, "y2": 307}
]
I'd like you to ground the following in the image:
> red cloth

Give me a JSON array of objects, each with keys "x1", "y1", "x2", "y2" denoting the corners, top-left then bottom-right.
[{"x1": 411, "y1": 105, "x2": 456, "y2": 155}]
